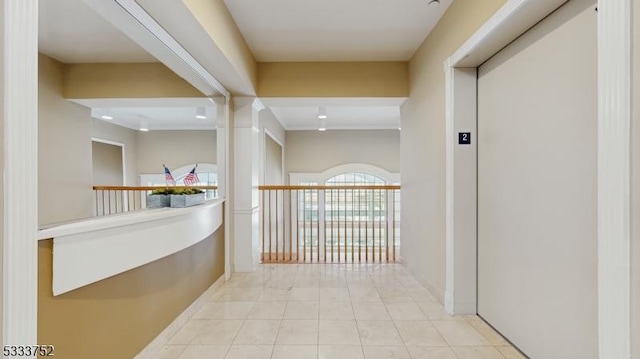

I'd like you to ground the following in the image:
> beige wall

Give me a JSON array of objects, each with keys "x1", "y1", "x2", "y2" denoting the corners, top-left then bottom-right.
[
  {"x1": 38, "y1": 226, "x2": 224, "y2": 359},
  {"x1": 92, "y1": 119, "x2": 139, "y2": 186},
  {"x1": 63, "y1": 63, "x2": 204, "y2": 99},
  {"x1": 477, "y1": 3, "x2": 597, "y2": 357},
  {"x1": 137, "y1": 130, "x2": 216, "y2": 174},
  {"x1": 633, "y1": 0, "x2": 640, "y2": 356},
  {"x1": 39, "y1": 54, "x2": 94, "y2": 225},
  {"x1": 258, "y1": 62, "x2": 409, "y2": 97},
  {"x1": 183, "y1": 0, "x2": 257, "y2": 94},
  {"x1": 92, "y1": 142, "x2": 124, "y2": 186},
  {"x1": 399, "y1": 0, "x2": 507, "y2": 298},
  {"x1": 285, "y1": 130, "x2": 400, "y2": 176}
]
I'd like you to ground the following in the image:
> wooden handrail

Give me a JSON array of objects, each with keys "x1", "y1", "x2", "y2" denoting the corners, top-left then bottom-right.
[
  {"x1": 259, "y1": 185, "x2": 400, "y2": 190},
  {"x1": 93, "y1": 185, "x2": 218, "y2": 191}
]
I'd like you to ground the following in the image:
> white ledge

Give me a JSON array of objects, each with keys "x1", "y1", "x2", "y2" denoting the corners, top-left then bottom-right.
[
  {"x1": 38, "y1": 198, "x2": 225, "y2": 240},
  {"x1": 38, "y1": 199, "x2": 225, "y2": 296}
]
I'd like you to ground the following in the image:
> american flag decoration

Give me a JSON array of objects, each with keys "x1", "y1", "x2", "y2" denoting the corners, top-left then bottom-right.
[
  {"x1": 183, "y1": 165, "x2": 200, "y2": 186},
  {"x1": 163, "y1": 164, "x2": 175, "y2": 185}
]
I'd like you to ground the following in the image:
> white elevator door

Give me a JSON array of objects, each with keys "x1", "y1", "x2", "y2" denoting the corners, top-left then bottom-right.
[{"x1": 477, "y1": 2, "x2": 597, "y2": 358}]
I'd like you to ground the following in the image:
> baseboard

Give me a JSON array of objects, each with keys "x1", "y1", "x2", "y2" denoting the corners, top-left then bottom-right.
[
  {"x1": 453, "y1": 302, "x2": 477, "y2": 314},
  {"x1": 135, "y1": 275, "x2": 226, "y2": 359},
  {"x1": 444, "y1": 291, "x2": 455, "y2": 314},
  {"x1": 400, "y1": 257, "x2": 446, "y2": 304}
]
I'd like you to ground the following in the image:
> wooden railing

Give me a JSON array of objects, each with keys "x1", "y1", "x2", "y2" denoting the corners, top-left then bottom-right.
[
  {"x1": 92, "y1": 185, "x2": 218, "y2": 216},
  {"x1": 260, "y1": 185, "x2": 401, "y2": 263}
]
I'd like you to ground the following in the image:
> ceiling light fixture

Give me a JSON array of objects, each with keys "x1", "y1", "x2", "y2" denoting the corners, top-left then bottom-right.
[
  {"x1": 139, "y1": 119, "x2": 149, "y2": 132},
  {"x1": 319, "y1": 118, "x2": 327, "y2": 132},
  {"x1": 317, "y1": 107, "x2": 327, "y2": 119},
  {"x1": 101, "y1": 109, "x2": 113, "y2": 120},
  {"x1": 196, "y1": 107, "x2": 207, "y2": 119},
  {"x1": 428, "y1": 0, "x2": 440, "y2": 5}
]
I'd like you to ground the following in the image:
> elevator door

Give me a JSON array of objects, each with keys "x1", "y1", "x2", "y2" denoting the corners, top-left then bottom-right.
[{"x1": 477, "y1": 2, "x2": 597, "y2": 358}]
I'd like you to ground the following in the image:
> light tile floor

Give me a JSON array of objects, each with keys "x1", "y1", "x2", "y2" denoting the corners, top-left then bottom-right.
[{"x1": 155, "y1": 264, "x2": 526, "y2": 359}]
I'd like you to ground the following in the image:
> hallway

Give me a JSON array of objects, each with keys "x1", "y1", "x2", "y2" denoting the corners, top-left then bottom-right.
[{"x1": 156, "y1": 264, "x2": 524, "y2": 359}]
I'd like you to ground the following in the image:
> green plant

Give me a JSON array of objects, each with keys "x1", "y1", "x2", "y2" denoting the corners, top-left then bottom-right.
[
  {"x1": 150, "y1": 188, "x2": 174, "y2": 195},
  {"x1": 150, "y1": 188, "x2": 203, "y2": 195},
  {"x1": 171, "y1": 188, "x2": 204, "y2": 195}
]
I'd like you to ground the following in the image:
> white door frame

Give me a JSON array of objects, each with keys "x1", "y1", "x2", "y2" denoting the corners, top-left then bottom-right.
[
  {"x1": 444, "y1": 0, "x2": 632, "y2": 357},
  {"x1": 91, "y1": 137, "x2": 127, "y2": 186}
]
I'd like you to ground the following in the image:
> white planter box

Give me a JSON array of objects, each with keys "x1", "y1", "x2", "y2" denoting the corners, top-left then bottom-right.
[
  {"x1": 170, "y1": 193, "x2": 205, "y2": 208},
  {"x1": 147, "y1": 194, "x2": 170, "y2": 208}
]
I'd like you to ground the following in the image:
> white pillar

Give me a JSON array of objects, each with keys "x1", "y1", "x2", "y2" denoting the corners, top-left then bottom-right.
[
  {"x1": 213, "y1": 96, "x2": 232, "y2": 279},
  {"x1": 597, "y1": 0, "x2": 632, "y2": 357},
  {"x1": 232, "y1": 97, "x2": 264, "y2": 272},
  {"x1": 3, "y1": 0, "x2": 39, "y2": 349}
]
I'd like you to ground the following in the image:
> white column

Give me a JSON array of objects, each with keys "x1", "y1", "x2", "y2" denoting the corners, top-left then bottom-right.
[
  {"x1": 213, "y1": 97, "x2": 227, "y2": 198},
  {"x1": 213, "y1": 96, "x2": 231, "y2": 279},
  {"x1": 233, "y1": 97, "x2": 264, "y2": 272},
  {"x1": 3, "y1": 0, "x2": 39, "y2": 349},
  {"x1": 444, "y1": 62, "x2": 478, "y2": 315},
  {"x1": 597, "y1": 0, "x2": 632, "y2": 357}
]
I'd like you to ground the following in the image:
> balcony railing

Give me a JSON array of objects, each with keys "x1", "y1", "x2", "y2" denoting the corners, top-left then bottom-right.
[
  {"x1": 260, "y1": 185, "x2": 401, "y2": 263},
  {"x1": 92, "y1": 185, "x2": 218, "y2": 216}
]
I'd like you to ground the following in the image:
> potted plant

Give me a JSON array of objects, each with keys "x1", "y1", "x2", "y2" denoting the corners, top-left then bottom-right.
[
  {"x1": 147, "y1": 187, "x2": 174, "y2": 208},
  {"x1": 169, "y1": 188, "x2": 205, "y2": 208}
]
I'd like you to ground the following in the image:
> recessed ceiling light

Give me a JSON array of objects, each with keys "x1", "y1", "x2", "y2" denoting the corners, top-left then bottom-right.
[
  {"x1": 139, "y1": 119, "x2": 149, "y2": 132},
  {"x1": 428, "y1": 0, "x2": 440, "y2": 5},
  {"x1": 319, "y1": 118, "x2": 327, "y2": 131},
  {"x1": 196, "y1": 107, "x2": 206, "y2": 119},
  {"x1": 101, "y1": 115, "x2": 113, "y2": 120},
  {"x1": 317, "y1": 107, "x2": 327, "y2": 119}
]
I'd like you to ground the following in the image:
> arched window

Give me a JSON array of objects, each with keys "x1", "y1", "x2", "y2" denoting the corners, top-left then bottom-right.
[{"x1": 290, "y1": 164, "x2": 400, "y2": 255}]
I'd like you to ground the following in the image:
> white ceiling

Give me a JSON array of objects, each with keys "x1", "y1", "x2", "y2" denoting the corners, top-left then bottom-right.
[
  {"x1": 39, "y1": 1, "x2": 415, "y2": 131},
  {"x1": 39, "y1": 0, "x2": 156, "y2": 63},
  {"x1": 223, "y1": 0, "x2": 452, "y2": 61},
  {"x1": 72, "y1": 98, "x2": 218, "y2": 131},
  {"x1": 262, "y1": 98, "x2": 405, "y2": 131}
]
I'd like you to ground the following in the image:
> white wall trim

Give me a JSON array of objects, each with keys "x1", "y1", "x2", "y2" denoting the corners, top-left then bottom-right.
[
  {"x1": 597, "y1": 0, "x2": 632, "y2": 357},
  {"x1": 234, "y1": 206, "x2": 260, "y2": 215},
  {"x1": 3, "y1": 0, "x2": 38, "y2": 347},
  {"x1": 444, "y1": 64, "x2": 456, "y2": 315},
  {"x1": 134, "y1": 274, "x2": 225, "y2": 359}
]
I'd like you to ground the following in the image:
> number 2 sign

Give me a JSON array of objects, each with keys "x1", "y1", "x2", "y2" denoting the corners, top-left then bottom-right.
[{"x1": 458, "y1": 132, "x2": 471, "y2": 145}]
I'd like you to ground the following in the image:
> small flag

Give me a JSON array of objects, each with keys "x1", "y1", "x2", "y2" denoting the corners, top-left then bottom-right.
[
  {"x1": 184, "y1": 165, "x2": 200, "y2": 186},
  {"x1": 163, "y1": 165, "x2": 175, "y2": 185}
]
